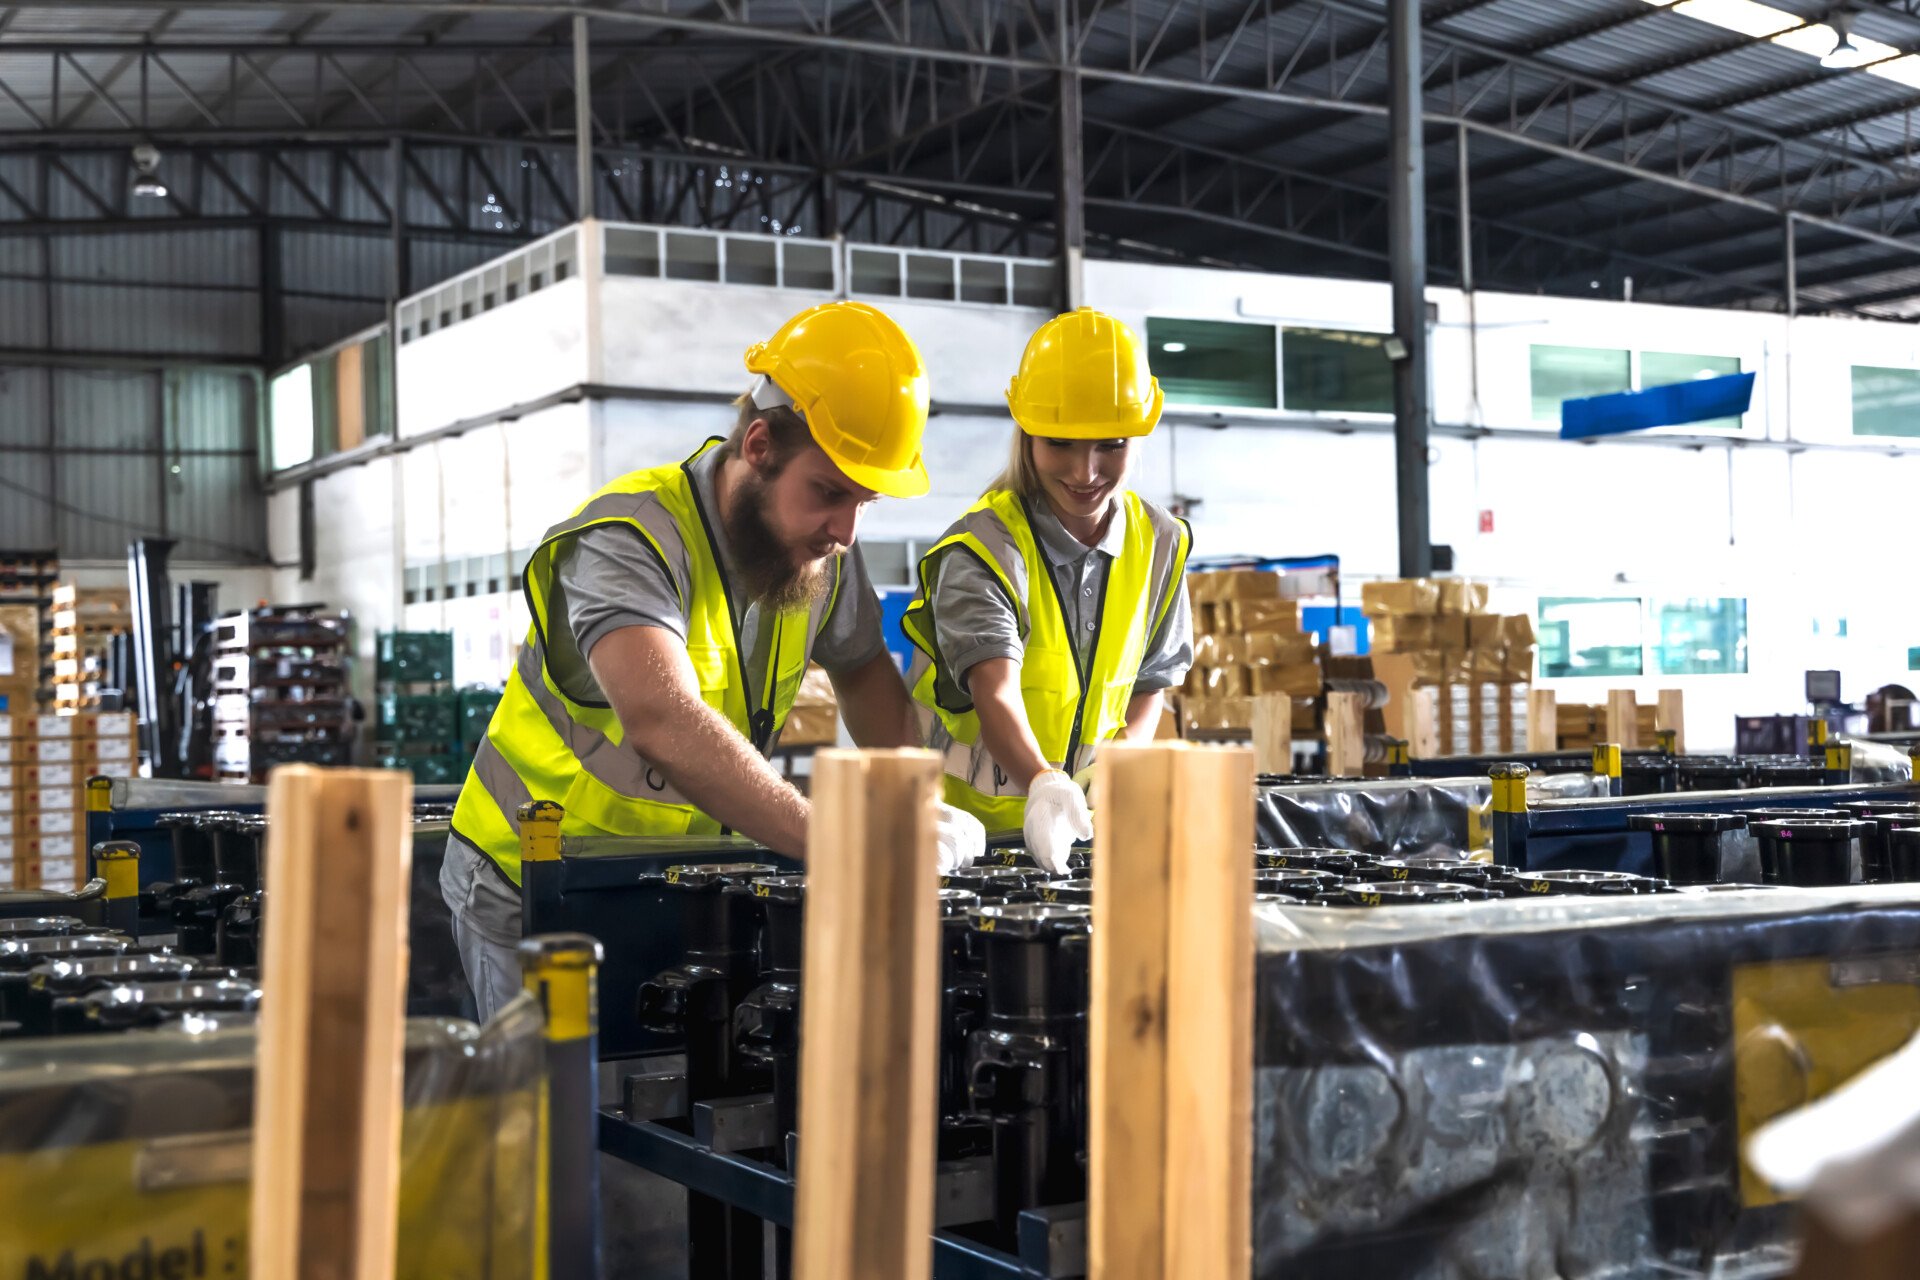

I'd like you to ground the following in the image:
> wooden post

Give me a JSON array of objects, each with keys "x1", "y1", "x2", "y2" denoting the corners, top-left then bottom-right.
[
  {"x1": 793, "y1": 748, "x2": 942, "y2": 1280},
  {"x1": 1606, "y1": 689, "x2": 1640, "y2": 750},
  {"x1": 1091, "y1": 742, "x2": 1255, "y2": 1280},
  {"x1": 1250, "y1": 692, "x2": 1291, "y2": 775},
  {"x1": 1657, "y1": 688, "x2": 1686, "y2": 754},
  {"x1": 1326, "y1": 690, "x2": 1366, "y2": 777},
  {"x1": 251, "y1": 766, "x2": 414, "y2": 1280},
  {"x1": 1527, "y1": 688, "x2": 1557, "y2": 752}
]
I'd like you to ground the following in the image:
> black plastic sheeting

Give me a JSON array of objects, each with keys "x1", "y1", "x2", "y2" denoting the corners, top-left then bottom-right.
[{"x1": 1251, "y1": 885, "x2": 1920, "y2": 1280}]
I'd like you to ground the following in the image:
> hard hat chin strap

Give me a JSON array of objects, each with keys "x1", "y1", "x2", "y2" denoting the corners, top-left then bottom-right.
[{"x1": 748, "y1": 374, "x2": 796, "y2": 412}]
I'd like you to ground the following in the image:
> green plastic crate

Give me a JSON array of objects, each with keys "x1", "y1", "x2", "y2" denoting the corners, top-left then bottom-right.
[
  {"x1": 458, "y1": 686, "x2": 504, "y2": 748},
  {"x1": 377, "y1": 630, "x2": 455, "y2": 684},
  {"x1": 378, "y1": 691, "x2": 460, "y2": 741},
  {"x1": 377, "y1": 752, "x2": 469, "y2": 785}
]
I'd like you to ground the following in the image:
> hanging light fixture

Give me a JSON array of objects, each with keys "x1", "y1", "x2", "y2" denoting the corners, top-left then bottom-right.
[
  {"x1": 130, "y1": 143, "x2": 167, "y2": 199},
  {"x1": 1822, "y1": 8, "x2": 1874, "y2": 68}
]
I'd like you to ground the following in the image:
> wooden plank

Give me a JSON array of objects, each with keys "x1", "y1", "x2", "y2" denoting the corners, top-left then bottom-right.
[
  {"x1": 336, "y1": 341, "x2": 366, "y2": 451},
  {"x1": 1089, "y1": 742, "x2": 1175, "y2": 1280},
  {"x1": 1250, "y1": 692, "x2": 1291, "y2": 775},
  {"x1": 1325, "y1": 690, "x2": 1366, "y2": 777},
  {"x1": 251, "y1": 765, "x2": 414, "y2": 1280},
  {"x1": 793, "y1": 748, "x2": 942, "y2": 1280},
  {"x1": 1164, "y1": 745, "x2": 1255, "y2": 1280},
  {"x1": 1606, "y1": 689, "x2": 1640, "y2": 750},
  {"x1": 1657, "y1": 689, "x2": 1686, "y2": 754},
  {"x1": 1527, "y1": 688, "x2": 1558, "y2": 752}
]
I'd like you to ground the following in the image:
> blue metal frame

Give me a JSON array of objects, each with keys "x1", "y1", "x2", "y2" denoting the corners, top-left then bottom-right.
[
  {"x1": 597, "y1": 1111, "x2": 1069, "y2": 1278},
  {"x1": 1494, "y1": 779, "x2": 1920, "y2": 873}
]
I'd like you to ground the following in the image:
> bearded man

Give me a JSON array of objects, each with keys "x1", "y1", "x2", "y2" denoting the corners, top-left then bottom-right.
[{"x1": 442, "y1": 301, "x2": 986, "y2": 1016}]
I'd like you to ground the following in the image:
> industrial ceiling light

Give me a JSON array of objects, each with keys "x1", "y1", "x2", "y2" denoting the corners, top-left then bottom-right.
[
  {"x1": 1821, "y1": 10, "x2": 1874, "y2": 68},
  {"x1": 130, "y1": 143, "x2": 167, "y2": 199}
]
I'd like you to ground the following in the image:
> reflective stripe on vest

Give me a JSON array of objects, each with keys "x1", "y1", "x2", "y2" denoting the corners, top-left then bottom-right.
[
  {"x1": 452, "y1": 437, "x2": 840, "y2": 885},
  {"x1": 901, "y1": 489, "x2": 1190, "y2": 831}
]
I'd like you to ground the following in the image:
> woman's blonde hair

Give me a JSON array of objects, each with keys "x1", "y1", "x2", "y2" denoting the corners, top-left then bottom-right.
[{"x1": 986, "y1": 430, "x2": 1042, "y2": 499}]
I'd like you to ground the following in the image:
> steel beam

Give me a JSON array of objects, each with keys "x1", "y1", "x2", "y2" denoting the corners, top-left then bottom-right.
[{"x1": 1388, "y1": 0, "x2": 1428, "y2": 579}]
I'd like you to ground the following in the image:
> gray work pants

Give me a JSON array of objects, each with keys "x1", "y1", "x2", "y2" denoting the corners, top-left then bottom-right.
[{"x1": 439, "y1": 836, "x2": 528, "y2": 1022}]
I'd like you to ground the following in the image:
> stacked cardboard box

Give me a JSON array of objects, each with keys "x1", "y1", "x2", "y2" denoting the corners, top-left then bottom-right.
[
  {"x1": 48, "y1": 583, "x2": 131, "y2": 712},
  {"x1": 0, "y1": 710, "x2": 137, "y2": 889},
  {"x1": 1364, "y1": 579, "x2": 1539, "y2": 756},
  {"x1": 1553, "y1": 702, "x2": 1658, "y2": 751},
  {"x1": 0, "y1": 604, "x2": 39, "y2": 716},
  {"x1": 1179, "y1": 569, "x2": 1322, "y2": 736},
  {"x1": 781, "y1": 664, "x2": 839, "y2": 747}
]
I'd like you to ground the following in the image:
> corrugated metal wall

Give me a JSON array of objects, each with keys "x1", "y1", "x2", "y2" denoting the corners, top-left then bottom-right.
[{"x1": 0, "y1": 362, "x2": 263, "y2": 560}]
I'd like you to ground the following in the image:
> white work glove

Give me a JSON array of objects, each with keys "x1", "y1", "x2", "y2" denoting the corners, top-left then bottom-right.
[
  {"x1": 935, "y1": 801, "x2": 987, "y2": 874},
  {"x1": 1023, "y1": 769, "x2": 1094, "y2": 875}
]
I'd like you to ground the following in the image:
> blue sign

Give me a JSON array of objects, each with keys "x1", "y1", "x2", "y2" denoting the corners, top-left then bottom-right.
[{"x1": 1560, "y1": 371, "x2": 1756, "y2": 440}]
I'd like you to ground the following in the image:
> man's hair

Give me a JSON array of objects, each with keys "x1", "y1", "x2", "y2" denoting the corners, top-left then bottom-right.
[{"x1": 722, "y1": 390, "x2": 814, "y2": 471}]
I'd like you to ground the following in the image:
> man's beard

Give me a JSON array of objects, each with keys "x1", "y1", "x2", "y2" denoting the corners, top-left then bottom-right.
[{"x1": 726, "y1": 464, "x2": 836, "y2": 612}]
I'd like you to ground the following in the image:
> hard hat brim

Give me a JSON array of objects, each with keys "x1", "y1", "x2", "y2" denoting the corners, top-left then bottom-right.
[
  {"x1": 823, "y1": 449, "x2": 931, "y2": 500},
  {"x1": 1010, "y1": 416, "x2": 1158, "y2": 440}
]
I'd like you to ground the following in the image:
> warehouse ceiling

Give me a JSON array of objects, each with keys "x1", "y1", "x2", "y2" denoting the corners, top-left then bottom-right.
[{"x1": 5, "y1": 0, "x2": 1920, "y2": 325}]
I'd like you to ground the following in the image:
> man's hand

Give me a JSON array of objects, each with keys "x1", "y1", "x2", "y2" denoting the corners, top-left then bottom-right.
[
  {"x1": 1023, "y1": 768, "x2": 1092, "y2": 875},
  {"x1": 588, "y1": 625, "x2": 810, "y2": 856},
  {"x1": 935, "y1": 801, "x2": 986, "y2": 873}
]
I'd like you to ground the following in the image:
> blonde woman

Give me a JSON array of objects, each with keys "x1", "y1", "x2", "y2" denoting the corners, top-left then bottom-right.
[{"x1": 903, "y1": 308, "x2": 1193, "y2": 871}]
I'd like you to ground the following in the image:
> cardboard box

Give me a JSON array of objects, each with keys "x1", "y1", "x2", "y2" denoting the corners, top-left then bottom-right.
[
  {"x1": 1201, "y1": 665, "x2": 1249, "y2": 696},
  {"x1": 1470, "y1": 647, "x2": 1507, "y2": 682},
  {"x1": 29, "y1": 808, "x2": 79, "y2": 837},
  {"x1": 1433, "y1": 615, "x2": 1471, "y2": 651},
  {"x1": 26, "y1": 786, "x2": 86, "y2": 813},
  {"x1": 1501, "y1": 646, "x2": 1537, "y2": 682},
  {"x1": 1182, "y1": 695, "x2": 1253, "y2": 734},
  {"x1": 1501, "y1": 614, "x2": 1538, "y2": 648},
  {"x1": 1437, "y1": 579, "x2": 1490, "y2": 615},
  {"x1": 1467, "y1": 615, "x2": 1508, "y2": 649},
  {"x1": 1362, "y1": 579, "x2": 1439, "y2": 616},
  {"x1": 780, "y1": 705, "x2": 838, "y2": 747},
  {"x1": 33, "y1": 711, "x2": 136, "y2": 739},
  {"x1": 1230, "y1": 599, "x2": 1300, "y2": 634},
  {"x1": 1241, "y1": 632, "x2": 1318, "y2": 667},
  {"x1": 1250, "y1": 664, "x2": 1323, "y2": 698},
  {"x1": 39, "y1": 855, "x2": 77, "y2": 889},
  {"x1": 27, "y1": 831, "x2": 82, "y2": 864},
  {"x1": 31, "y1": 762, "x2": 76, "y2": 789},
  {"x1": 1370, "y1": 614, "x2": 1435, "y2": 652},
  {"x1": 89, "y1": 736, "x2": 135, "y2": 763},
  {"x1": 0, "y1": 812, "x2": 14, "y2": 838}
]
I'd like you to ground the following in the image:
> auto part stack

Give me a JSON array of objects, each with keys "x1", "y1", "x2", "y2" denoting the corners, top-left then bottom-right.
[{"x1": 209, "y1": 605, "x2": 353, "y2": 782}]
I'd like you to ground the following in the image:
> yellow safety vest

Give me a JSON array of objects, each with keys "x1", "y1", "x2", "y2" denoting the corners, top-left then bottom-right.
[
  {"x1": 452, "y1": 438, "x2": 840, "y2": 885},
  {"x1": 902, "y1": 489, "x2": 1190, "y2": 831}
]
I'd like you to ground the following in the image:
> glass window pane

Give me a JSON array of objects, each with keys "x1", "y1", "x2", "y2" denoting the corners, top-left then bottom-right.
[
  {"x1": 1852, "y1": 365, "x2": 1920, "y2": 438},
  {"x1": 781, "y1": 242, "x2": 835, "y2": 291},
  {"x1": 725, "y1": 236, "x2": 778, "y2": 286},
  {"x1": 1654, "y1": 598, "x2": 1747, "y2": 675},
  {"x1": 664, "y1": 232, "x2": 720, "y2": 282},
  {"x1": 604, "y1": 226, "x2": 660, "y2": 277},
  {"x1": 959, "y1": 259, "x2": 1008, "y2": 304},
  {"x1": 310, "y1": 354, "x2": 339, "y2": 457},
  {"x1": 1011, "y1": 263, "x2": 1055, "y2": 308},
  {"x1": 1147, "y1": 317, "x2": 1278, "y2": 409},
  {"x1": 1281, "y1": 327, "x2": 1392, "y2": 414},
  {"x1": 850, "y1": 249, "x2": 901, "y2": 296},
  {"x1": 269, "y1": 365, "x2": 315, "y2": 471},
  {"x1": 1642, "y1": 350, "x2": 1743, "y2": 429},
  {"x1": 1537, "y1": 597, "x2": 1644, "y2": 678},
  {"x1": 1530, "y1": 345, "x2": 1630, "y2": 422},
  {"x1": 906, "y1": 254, "x2": 956, "y2": 300}
]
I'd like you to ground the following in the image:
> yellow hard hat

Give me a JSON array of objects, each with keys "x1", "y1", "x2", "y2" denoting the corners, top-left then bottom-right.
[
  {"x1": 743, "y1": 301, "x2": 931, "y2": 499},
  {"x1": 1005, "y1": 307, "x2": 1163, "y2": 439}
]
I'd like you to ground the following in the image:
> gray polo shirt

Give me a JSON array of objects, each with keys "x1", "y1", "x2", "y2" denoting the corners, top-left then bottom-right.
[
  {"x1": 547, "y1": 445, "x2": 887, "y2": 705},
  {"x1": 927, "y1": 499, "x2": 1193, "y2": 696}
]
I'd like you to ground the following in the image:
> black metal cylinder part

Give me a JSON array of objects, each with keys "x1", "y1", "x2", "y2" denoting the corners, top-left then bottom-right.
[
  {"x1": 0, "y1": 934, "x2": 132, "y2": 1024},
  {"x1": 941, "y1": 865, "x2": 1052, "y2": 903},
  {"x1": 59, "y1": 977, "x2": 261, "y2": 1033},
  {"x1": 967, "y1": 902, "x2": 1091, "y2": 1243},
  {"x1": 730, "y1": 874, "x2": 805, "y2": 1161},
  {"x1": 1832, "y1": 802, "x2": 1920, "y2": 882},
  {"x1": 1509, "y1": 869, "x2": 1648, "y2": 897},
  {"x1": 1746, "y1": 757, "x2": 1827, "y2": 788},
  {"x1": 1750, "y1": 818, "x2": 1869, "y2": 886},
  {"x1": 1257, "y1": 847, "x2": 1380, "y2": 877},
  {"x1": 1628, "y1": 813, "x2": 1748, "y2": 886},
  {"x1": 1621, "y1": 756, "x2": 1678, "y2": 796},
  {"x1": 1676, "y1": 757, "x2": 1749, "y2": 792},
  {"x1": 18, "y1": 953, "x2": 201, "y2": 1035},
  {"x1": 217, "y1": 891, "x2": 264, "y2": 969},
  {"x1": 0, "y1": 917, "x2": 86, "y2": 940},
  {"x1": 1886, "y1": 826, "x2": 1920, "y2": 882}
]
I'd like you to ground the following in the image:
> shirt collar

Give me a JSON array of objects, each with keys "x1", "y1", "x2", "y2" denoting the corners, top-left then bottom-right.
[{"x1": 1028, "y1": 496, "x2": 1127, "y2": 566}]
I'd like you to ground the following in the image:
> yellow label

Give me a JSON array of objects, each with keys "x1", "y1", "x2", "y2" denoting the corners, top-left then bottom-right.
[
  {"x1": 1467, "y1": 801, "x2": 1491, "y2": 850},
  {"x1": 753, "y1": 883, "x2": 770, "y2": 898},
  {"x1": 1041, "y1": 888, "x2": 1060, "y2": 902},
  {"x1": 1527, "y1": 879, "x2": 1551, "y2": 894},
  {"x1": 1391, "y1": 867, "x2": 1409, "y2": 880},
  {"x1": 977, "y1": 918, "x2": 995, "y2": 933},
  {"x1": 1733, "y1": 957, "x2": 1920, "y2": 1207},
  {"x1": 0, "y1": 1092, "x2": 537, "y2": 1279},
  {"x1": 1358, "y1": 892, "x2": 1381, "y2": 906},
  {"x1": 664, "y1": 868, "x2": 681, "y2": 884}
]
